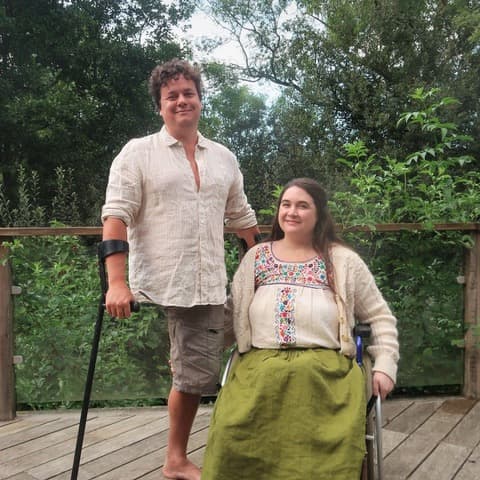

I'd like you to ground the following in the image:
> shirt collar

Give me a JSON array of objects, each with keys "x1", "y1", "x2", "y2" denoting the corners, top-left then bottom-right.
[{"x1": 159, "y1": 125, "x2": 207, "y2": 149}]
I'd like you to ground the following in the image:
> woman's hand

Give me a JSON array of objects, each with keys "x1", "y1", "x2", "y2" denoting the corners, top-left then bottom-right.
[{"x1": 372, "y1": 371, "x2": 394, "y2": 400}]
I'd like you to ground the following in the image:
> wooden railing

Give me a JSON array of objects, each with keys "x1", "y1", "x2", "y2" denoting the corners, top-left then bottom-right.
[{"x1": 1, "y1": 223, "x2": 479, "y2": 420}]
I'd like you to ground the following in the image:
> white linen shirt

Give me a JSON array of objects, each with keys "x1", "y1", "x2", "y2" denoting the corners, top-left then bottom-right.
[{"x1": 101, "y1": 126, "x2": 257, "y2": 307}]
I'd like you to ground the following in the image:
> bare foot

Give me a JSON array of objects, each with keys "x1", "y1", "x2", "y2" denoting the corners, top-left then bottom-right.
[{"x1": 162, "y1": 458, "x2": 201, "y2": 480}]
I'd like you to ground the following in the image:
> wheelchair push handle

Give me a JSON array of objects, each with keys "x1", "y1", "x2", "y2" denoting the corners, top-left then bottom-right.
[
  {"x1": 239, "y1": 233, "x2": 263, "y2": 253},
  {"x1": 354, "y1": 324, "x2": 371, "y2": 367},
  {"x1": 353, "y1": 324, "x2": 372, "y2": 338}
]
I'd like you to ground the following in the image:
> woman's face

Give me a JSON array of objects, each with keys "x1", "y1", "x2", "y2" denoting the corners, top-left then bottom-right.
[{"x1": 278, "y1": 186, "x2": 318, "y2": 239}]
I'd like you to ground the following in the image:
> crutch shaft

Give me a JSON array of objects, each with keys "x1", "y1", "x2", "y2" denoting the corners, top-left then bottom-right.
[{"x1": 71, "y1": 299, "x2": 105, "y2": 479}]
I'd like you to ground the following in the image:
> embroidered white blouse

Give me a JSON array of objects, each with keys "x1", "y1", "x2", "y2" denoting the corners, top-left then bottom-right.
[{"x1": 249, "y1": 243, "x2": 340, "y2": 349}]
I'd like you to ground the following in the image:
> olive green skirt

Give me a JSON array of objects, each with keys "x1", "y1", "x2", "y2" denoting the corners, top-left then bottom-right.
[{"x1": 201, "y1": 348, "x2": 366, "y2": 480}]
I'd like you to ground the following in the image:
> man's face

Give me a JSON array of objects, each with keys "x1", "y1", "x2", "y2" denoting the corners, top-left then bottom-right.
[{"x1": 159, "y1": 74, "x2": 201, "y2": 134}]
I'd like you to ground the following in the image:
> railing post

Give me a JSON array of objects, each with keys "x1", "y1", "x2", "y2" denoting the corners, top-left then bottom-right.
[
  {"x1": 0, "y1": 243, "x2": 15, "y2": 420},
  {"x1": 463, "y1": 231, "x2": 480, "y2": 399}
]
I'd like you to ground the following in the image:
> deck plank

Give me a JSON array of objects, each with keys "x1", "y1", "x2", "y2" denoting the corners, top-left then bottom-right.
[
  {"x1": 25, "y1": 413, "x2": 169, "y2": 480},
  {"x1": 453, "y1": 442, "x2": 480, "y2": 480},
  {"x1": 48, "y1": 416, "x2": 171, "y2": 480},
  {"x1": 382, "y1": 429, "x2": 408, "y2": 457},
  {"x1": 381, "y1": 398, "x2": 414, "y2": 426},
  {"x1": 408, "y1": 442, "x2": 471, "y2": 480},
  {"x1": 0, "y1": 416, "x2": 132, "y2": 479},
  {"x1": 0, "y1": 414, "x2": 141, "y2": 463},
  {"x1": 93, "y1": 425, "x2": 210, "y2": 480},
  {"x1": 0, "y1": 417, "x2": 82, "y2": 450},
  {"x1": 0, "y1": 416, "x2": 63, "y2": 437},
  {"x1": 444, "y1": 398, "x2": 480, "y2": 448},
  {"x1": 381, "y1": 397, "x2": 470, "y2": 479},
  {"x1": 49, "y1": 412, "x2": 211, "y2": 480},
  {"x1": 0, "y1": 397, "x2": 478, "y2": 480},
  {"x1": 384, "y1": 398, "x2": 444, "y2": 434}
]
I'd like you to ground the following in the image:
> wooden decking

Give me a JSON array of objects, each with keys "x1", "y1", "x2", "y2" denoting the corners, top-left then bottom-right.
[{"x1": 1, "y1": 396, "x2": 480, "y2": 479}]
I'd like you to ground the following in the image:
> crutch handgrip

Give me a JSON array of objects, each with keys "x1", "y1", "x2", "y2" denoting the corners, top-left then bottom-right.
[
  {"x1": 239, "y1": 233, "x2": 263, "y2": 254},
  {"x1": 130, "y1": 301, "x2": 140, "y2": 312},
  {"x1": 101, "y1": 300, "x2": 141, "y2": 313}
]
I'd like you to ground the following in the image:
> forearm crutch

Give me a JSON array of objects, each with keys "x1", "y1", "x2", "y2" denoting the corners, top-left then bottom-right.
[{"x1": 71, "y1": 240, "x2": 138, "y2": 480}]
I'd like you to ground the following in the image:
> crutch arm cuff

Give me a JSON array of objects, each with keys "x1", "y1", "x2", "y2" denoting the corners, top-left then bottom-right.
[{"x1": 98, "y1": 239, "x2": 129, "y2": 261}]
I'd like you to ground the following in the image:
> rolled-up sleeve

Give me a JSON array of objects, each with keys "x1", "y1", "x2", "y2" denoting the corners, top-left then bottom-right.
[
  {"x1": 101, "y1": 141, "x2": 142, "y2": 227},
  {"x1": 224, "y1": 160, "x2": 257, "y2": 230}
]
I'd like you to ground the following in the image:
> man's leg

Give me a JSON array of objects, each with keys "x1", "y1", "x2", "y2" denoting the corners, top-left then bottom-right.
[
  {"x1": 163, "y1": 305, "x2": 224, "y2": 480},
  {"x1": 162, "y1": 388, "x2": 201, "y2": 480}
]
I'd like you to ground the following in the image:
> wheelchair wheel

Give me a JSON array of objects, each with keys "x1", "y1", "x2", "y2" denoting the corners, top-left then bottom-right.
[
  {"x1": 362, "y1": 357, "x2": 384, "y2": 480},
  {"x1": 220, "y1": 347, "x2": 239, "y2": 387}
]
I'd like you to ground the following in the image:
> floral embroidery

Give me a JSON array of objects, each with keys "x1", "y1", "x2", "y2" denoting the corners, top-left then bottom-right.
[
  {"x1": 254, "y1": 243, "x2": 328, "y2": 288},
  {"x1": 275, "y1": 286, "x2": 296, "y2": 345},
  {"x1": 254, "y1": 243, "x2": 331, "y2": 348}
]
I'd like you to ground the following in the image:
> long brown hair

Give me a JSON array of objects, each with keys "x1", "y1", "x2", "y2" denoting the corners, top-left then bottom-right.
[{"x1": 270, "y1": 178, "x2": 345, "y2": 292}]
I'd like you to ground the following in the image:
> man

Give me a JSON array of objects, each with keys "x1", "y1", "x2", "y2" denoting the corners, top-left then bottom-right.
[{"x1": 101, "y1": 59, "x2": 259, "y2": 480}]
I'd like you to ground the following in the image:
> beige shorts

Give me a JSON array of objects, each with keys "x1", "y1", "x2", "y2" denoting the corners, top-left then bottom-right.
[{"x1": 167, "y1": 305, "x2": 225, "y2": 395}]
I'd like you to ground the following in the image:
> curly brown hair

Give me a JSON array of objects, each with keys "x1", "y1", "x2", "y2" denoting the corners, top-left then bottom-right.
[{"x1": 148, "y1": 59, "x2": 203, "y2": 110}]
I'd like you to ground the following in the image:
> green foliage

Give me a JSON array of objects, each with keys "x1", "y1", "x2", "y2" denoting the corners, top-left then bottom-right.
[
  {"x1": 0, "y1": 165, "x2": 46, "y2": 227},
  {"x1": 205, "y1": 0, "x2": 480, "y2": 190},
  {"x1": 329, "y1": 89, "x2": 476, "y2": 389},
  {"x1": 7, "y1": 233, "x2": 171, "y2": 408},
  {"x1": 331, "y1": 88, "x2": 480, "y2": 227},
  {"x1": 224, "y1": 237, "x2": 241, "y2": 282},
  {"x1": 257, "y1": 184, "x2": 283, "y2": 224},
  {"x1": 1, "y1": 0, "x2": 193, "y2": 224},
  {"x1": 51, "y1": 166, "x2": 81, "y2": 225},
  {"x1": 0, "y1": 165, "x2": 82, "y2": 226},
  {"x1": 7, "y1": 231, "x2": 243, "y2": 407},
  {"x1": 345, "y1": 230, "x2": 464, "y2": 388},
  {"x1": 200, "y1": 63, "x2": 275, "y2": 212}
]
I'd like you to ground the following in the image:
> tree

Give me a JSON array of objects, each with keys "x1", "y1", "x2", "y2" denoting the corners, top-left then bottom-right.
[
  {"x1": 203, "y1": 0, "x2": 480, "y2": 188},
  {"x1": 0, "y1": 0, "x2": 194, "y2": 225},
  {"x1": 199, "y1": 62, "x2": 274, "y2": 212}
]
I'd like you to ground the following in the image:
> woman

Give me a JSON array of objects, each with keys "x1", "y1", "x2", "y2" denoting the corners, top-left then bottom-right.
[{"x1": 201, "y1": 178, "x2": 399, "y2": 479}]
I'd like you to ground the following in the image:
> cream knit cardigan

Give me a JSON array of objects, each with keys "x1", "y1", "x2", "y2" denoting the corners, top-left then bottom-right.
[{"x1": 228, "y1": 242, "x2": 400, "y2": 383}]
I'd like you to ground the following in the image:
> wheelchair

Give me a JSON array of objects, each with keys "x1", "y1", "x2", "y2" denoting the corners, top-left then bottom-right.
[{"x1": 220, "y1": 324, "x2": 384, "y2": 480}]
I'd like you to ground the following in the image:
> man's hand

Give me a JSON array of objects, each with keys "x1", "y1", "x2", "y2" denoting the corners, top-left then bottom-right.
[
  {"x1": 236, "y1": 225, "x2": 262, "y2": 249},
  {"x1": 105, "y1": 281, "x2": 135, "y2": 319}
]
